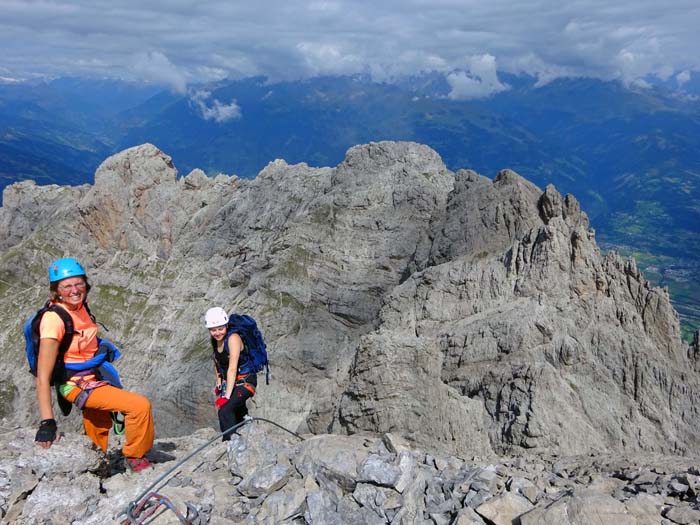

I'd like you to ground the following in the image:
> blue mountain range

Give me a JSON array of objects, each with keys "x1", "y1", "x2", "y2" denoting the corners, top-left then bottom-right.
[{"x1": 0, "y1": 74, "x2": 698, "y2": 337}]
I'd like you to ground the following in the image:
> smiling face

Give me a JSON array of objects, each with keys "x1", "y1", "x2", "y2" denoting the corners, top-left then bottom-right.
[
  {"x1": 55, "y1": 276, "x2": 87, "y2": 310},
  {"x1": 208, "y1": 325, "x2": 227, "y2": 342}
]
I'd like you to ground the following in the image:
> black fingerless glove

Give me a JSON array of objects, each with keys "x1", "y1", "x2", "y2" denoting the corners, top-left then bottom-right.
[{"x1": 35, "y1": 418, "x2": 57, "y2": 443}]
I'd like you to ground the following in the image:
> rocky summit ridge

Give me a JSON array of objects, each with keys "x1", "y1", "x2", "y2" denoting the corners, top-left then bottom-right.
[{"x1": 0, "y1": 141, "x2": 699, "y2": 523}]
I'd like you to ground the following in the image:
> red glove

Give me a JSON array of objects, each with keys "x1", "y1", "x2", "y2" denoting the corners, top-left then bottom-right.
[{"x1": 215, "y1": 397, "x2": 228, "y2": 409}]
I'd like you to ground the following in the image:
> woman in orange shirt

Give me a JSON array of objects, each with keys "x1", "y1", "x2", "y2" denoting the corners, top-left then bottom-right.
[{"x1": 35, "y1": 257, "x2": 154, "y2": 472}]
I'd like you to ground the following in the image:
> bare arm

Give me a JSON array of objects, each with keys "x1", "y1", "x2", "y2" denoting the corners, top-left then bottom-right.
[
  {"x1": 223, "y1": 333, "x2": 243, "y2": 399},
  {"x1": 36, "y1": 338, "x2": 59, "y2": 448}
]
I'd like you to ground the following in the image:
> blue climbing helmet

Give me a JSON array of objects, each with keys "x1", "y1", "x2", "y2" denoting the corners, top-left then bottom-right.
[{"x1": 48, "y1": 258, "x2": 86, "y2": 283}]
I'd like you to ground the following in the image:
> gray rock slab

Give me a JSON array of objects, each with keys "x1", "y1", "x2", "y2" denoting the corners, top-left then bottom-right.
[
  {"x1": 358, "y1": 454, "x2": 402, "y2": 487},
  {"x1": 475, "y1": 492, "x2": 533, "y2": 525},
  {"x1": 257, "y1": 477, "x2": 307, "y2": 524},
  {"x1": 519, "y1": 488, "x2": 636, "y2": 525},
  {"x1": 663, "y1": 503, "x2": 700, "y2": 525},
  {"x1": 237, "y1": 461, "x2": 293, "y2": 498}
]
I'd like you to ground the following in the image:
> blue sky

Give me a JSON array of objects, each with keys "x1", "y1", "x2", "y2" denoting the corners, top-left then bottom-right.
[{"x1": 1, "y1": 0, "x2": 698, "y2": 97}]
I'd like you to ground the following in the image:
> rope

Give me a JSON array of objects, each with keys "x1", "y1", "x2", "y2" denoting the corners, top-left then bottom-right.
[
  {"x1": 119, "y1": 416, "x2": 304, "y2": 524},
  {"x1": 250, "y1": 416, "x2": 304, "y2": 441}
]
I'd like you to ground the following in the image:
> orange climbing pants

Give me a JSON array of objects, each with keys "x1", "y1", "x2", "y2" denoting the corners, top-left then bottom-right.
[{"x1": 64, "y1": 385, "x2": 154, "y2": 458}]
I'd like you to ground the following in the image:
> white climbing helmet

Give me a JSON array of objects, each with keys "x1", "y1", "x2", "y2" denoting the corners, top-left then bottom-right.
[{"x1": 205, "y1": 307, "x2": 229, "y2": 328}]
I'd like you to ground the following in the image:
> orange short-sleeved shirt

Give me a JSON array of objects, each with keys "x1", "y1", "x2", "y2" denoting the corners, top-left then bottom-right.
[{"x1": 39, "y1": 303, "x2": 98, "y2": 363}]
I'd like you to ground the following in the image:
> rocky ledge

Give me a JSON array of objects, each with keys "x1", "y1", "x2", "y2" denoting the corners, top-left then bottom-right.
[{"x1": 2, "y1": 422, "x2": 700, "y2": 524}]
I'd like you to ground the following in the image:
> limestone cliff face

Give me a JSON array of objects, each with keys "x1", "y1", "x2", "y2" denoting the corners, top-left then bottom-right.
[
  {"x1": 338, "y1": 170, "x2": 695, "y2": 456},
  {"x1": 0, "y1": 141, "x2": 696, "y2": 458}
]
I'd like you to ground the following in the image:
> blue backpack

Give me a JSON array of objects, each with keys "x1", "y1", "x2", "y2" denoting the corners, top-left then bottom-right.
[
  {"x1": 219, "y1": 314, "x2": 270, "y2": 384},
  {"x1": 24, "y1": 302, "x2": 122, "y2": 416},
  {"x1": 24, "y1": 302, "x2": 80, "y2": 385}
]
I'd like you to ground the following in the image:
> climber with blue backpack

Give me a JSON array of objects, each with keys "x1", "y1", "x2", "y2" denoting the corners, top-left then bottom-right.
[
  {"x1": 28, "y1": 257, "x2": 154, "y2": 472},
  {"x1": 205, "y1": 306, "x2": 269, "y2": 441}
]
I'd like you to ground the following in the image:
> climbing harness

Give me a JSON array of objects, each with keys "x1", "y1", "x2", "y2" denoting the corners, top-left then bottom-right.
[{"x1": 119, "y1": 416, "x2": 304, "y2": 524}]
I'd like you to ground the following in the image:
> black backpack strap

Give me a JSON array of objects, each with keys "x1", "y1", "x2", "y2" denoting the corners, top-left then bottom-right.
[
  {"x1": 32, "y1": 303, "x2": 75, "y2": 384},
  {"x1": 46, "y1": 304, "x2": 76, "y2": 358}
]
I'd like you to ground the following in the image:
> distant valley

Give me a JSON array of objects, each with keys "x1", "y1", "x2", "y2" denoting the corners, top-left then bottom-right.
[{"x1": 0, "y1": 74, "x2": 698, "y2": 337}]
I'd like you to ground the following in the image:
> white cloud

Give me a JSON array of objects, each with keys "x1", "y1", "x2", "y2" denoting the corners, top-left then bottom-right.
[
  {"x1": 194, "y1": 66, "x2": 229, "y2": 83},
  {"x1": 505, "y1": 53, "x2": 577, "y2": 87},
  {"x1": 132, "y1": 51, "x2": 187, "y2": 93},
  {"x1": 190, "y1": 90, "x2": 241, "y2": 122},
  {"x1": 447, "y1": 54, "x2": 509, "y2": 99},
  {"x1": 0, "y1": 0, "x2": 697, "y2": 89},
  {"x1": 676, "y1": 70, "x2": 691, "y2": 85},
  {"x1": 296, "y1": 42, "x2": 364, "y2": 76}
]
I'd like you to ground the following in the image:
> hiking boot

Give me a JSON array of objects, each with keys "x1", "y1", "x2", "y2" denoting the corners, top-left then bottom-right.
[{"x1": 125, "y1": 457, "x2": 153, "y2": 473}]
